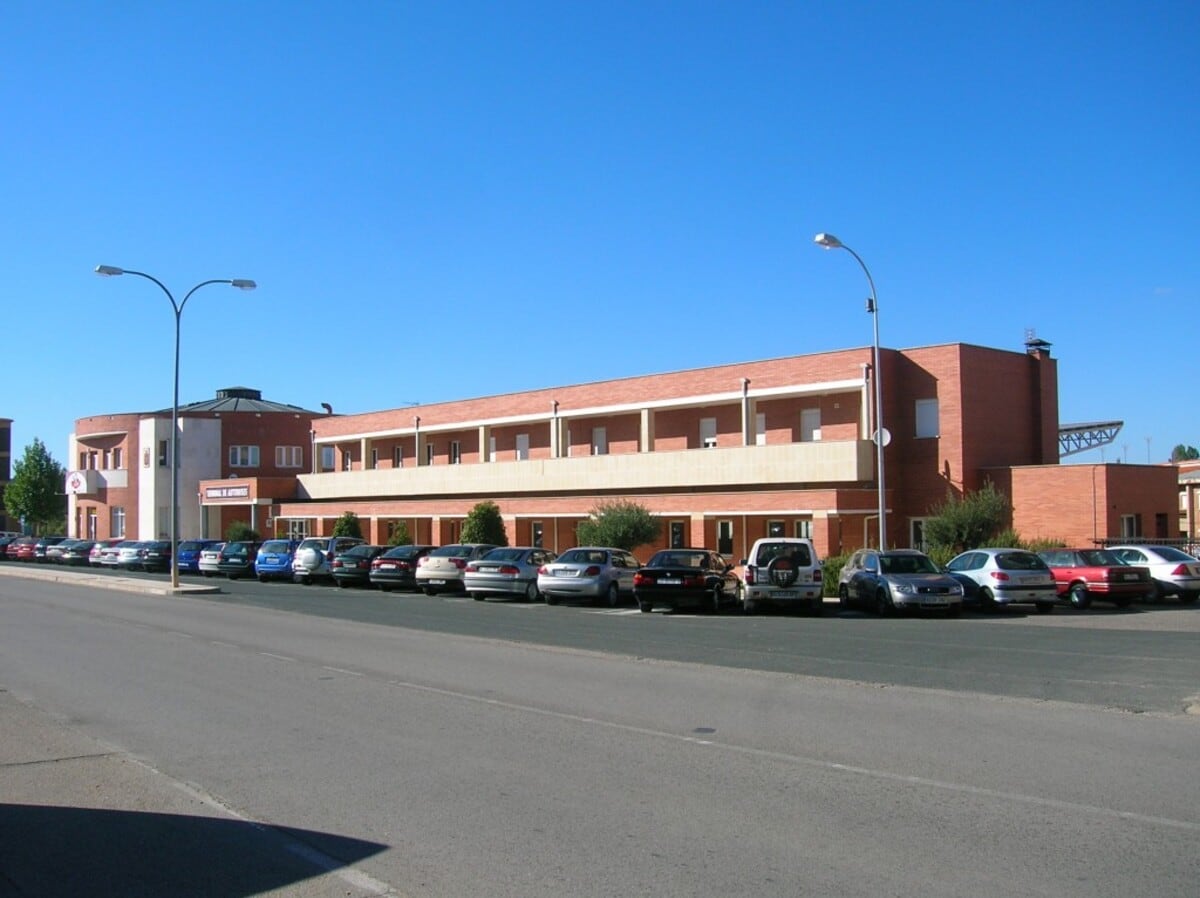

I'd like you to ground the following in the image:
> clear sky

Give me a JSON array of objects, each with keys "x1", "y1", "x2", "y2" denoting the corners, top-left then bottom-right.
[{"x1": 3, "y1": 1, "x2": 1196, "y2": 468}]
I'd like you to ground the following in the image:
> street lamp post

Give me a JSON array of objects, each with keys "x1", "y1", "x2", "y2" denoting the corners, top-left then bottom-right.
[
  {"x1": 813, "y1": 233, "x2": 887, "y2": 549},
  {"x1": 95, "y1": 265, "x2": 257, "y2": 589}
]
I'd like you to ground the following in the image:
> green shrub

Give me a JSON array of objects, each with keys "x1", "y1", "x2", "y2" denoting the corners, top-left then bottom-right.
[
  {"x1": 224, "y1": 521, "x2": 260, "y2": 542},
  {"x1": 462, "y1": 501, "x2": 508, "y2": 546},
  {"x1": 387, "y1": 520, "x2": 412, "y2": 546},
  {"x1": 822, "y1": 553, "x2": 850, "y2": 598},
  {"x1": 923, "y1": 481, "x2": 1010, "y2": 554},
  {"x1": 576, "y1": 500, "x2": 660, "y2": 552},
  {"x1": 333, "y1": 511, "x2": 363, "y2": 539}
]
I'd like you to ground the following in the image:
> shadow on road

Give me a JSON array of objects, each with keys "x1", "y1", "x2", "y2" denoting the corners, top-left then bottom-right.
[{"x1": 0, "y1": 804, "x2": 387, "y2": 897}]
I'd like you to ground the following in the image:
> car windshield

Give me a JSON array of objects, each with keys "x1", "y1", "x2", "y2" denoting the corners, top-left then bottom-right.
[
  {"x1": 382, "y1": 545, "x2": 424, "y2": 559},
  {"x1": 430, "y1": 545, "x2": 468, "y2": 557},
  {"x1": 880, "y1": 553, "x2": 939, "y2": 575},
  {"x1": 260, "y1": 540, "x2": 292, "y2": 552},
  {"x1": 557, "y1": 549, "x2": 608, "y2": 565},
  {"x1": 754, "y1": 542, "x2": 812, "y2": 566},
  {"x1": 649, "y1": 551, "x2": 708, "y2": 568},
  {"x1": 482, "y1": 548, "x2": 525, "y2": 562},
  {"x1": 995, "y1": 551, "x2": 1048, "y2": 571},
  {"x1": 1150, "y1": 546, "x2": 1195, "y2": 562},
  {"x1": 178, "y1": 541, "x2": 206, "y2": 552},
  {"x1": 1079, "y1": 549, "x2": 1121, "y2": 566}
]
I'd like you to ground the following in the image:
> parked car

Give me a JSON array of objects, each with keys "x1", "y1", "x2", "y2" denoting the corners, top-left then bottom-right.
[
  {"x1": 1037, "y1": 548, "x2": 1154, "y2": 609},
  {"x1": 369, "y1": 544, "x2": 437, "y2": 592},
  {"x1": 45, "y1": 537, "x2": 86, "y2": 564},
  {"x1": 138, "y1": 540, "x2": 174, "y2": 573},
  {"x1": 60, "y1": 539, "x2": 97, "y2": 566},
  {"x1": 198, "y1": 542, "x2": 226, "y2": 577},
  {"x1": 254, "y1": 539, "x2": 302, "y2": 582},
  {"x1": 0, "y1": 535, "x2": 20, "y2": 558},
  {"x1": 90, "y1": 538, "x2": 124, "y2": 567},
  {"x1": 633, "y1": 548, "x2": 742, "y2": 614},
  {"x1": 177, "y1": 539, "x2": 222, "y2": 574},
  {"x1": 116, "y1": 540, "x2": 147, "y2": 570},
  {"x1": 1108, "y1": 544, "x2": 1200, "y2": 604},
  {"x1": 464, "y1": 547, "x2": 557, "y2": 602},
  {"x1": 5, "y1": 536, "x2": 39, "y2": 562},
  {"x1": 838, "y1": 548, "x2": 964, "y2": 615},
  {"x1": 217, "y1": 541, "x2": 261, "y2": 580},
  {"x1": 330, "y1": 544, "x2": 389, "y2": 588},
  {"x1": 40, "y1": 537, "x2": 74, "y2": 564},
  {"x1": 97, "y1": 540, "x2": 133, "y2": 568},
  {"x1": 739, "y1": 537, "x2": 824, "y2": 615},
  {"x1": 537, "y1": 547, "x2": 641, "y2": 606},
  {"x1": 945, "y1": 547, "x2": 1058, "y2": 614},
  {"x1": 415, "y1": 544, "x2": 498, "y2": 595},
  {"x1": 292, "y1": 536, "x2": 366, "y2": 585}
]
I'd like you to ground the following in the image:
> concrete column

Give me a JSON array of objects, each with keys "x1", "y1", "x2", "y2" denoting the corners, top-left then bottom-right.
[
  {"x1": 361, "y1": 437, "x2": 371, "y2": 469},
  {"x1": 478, "y1": 425, "x2": 490, "y2": 462},
  {"x1": 740, "y1": 378, "x2": 752, "y2": 446},
  {"x1": 414, "y1": 416, "x2": 424, "y2": 467},
  {"x1": 640, "y1": 408, "x2": 655, "y2": 453}
]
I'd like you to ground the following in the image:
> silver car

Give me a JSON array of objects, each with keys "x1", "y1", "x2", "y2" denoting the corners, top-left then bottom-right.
[
  {"x1": 1108, "y1": 544, "x2": 1200, "y2": 604},
  {"x1": 838, "y1": 548, "x2": 963, "y2": 616},
  {"x1": 415, "y1": 543, "x2": 497, "y2": 595},
  {"x1": 198, "y1": 542, "x2": 226, "y2": 577},
  {"x1": 292, "y1": 536, "x2": 366, "y2": 585},
  {"x1": 944, "y1": 547, "x2": 1057, "y2": 613},
  {"x1": 464, "y1": 547, "x2": 557, "y2": 602},
  {"x1": 537, "y1": 547, "x2": 641, "y2": 607}
]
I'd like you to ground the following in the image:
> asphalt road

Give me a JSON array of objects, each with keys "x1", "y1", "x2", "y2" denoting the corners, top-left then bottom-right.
[{"x1": 1, "y1": 568, "x2": 1198, "y2": 896}]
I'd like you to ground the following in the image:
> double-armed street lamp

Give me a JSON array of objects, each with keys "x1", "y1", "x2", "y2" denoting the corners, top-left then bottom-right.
[
  {"x1": 813, "y1": 233, "x2": 887, "y2": 549},
  {"x1": 95, "y1": 265, "x2": 257, "y2": 589}
]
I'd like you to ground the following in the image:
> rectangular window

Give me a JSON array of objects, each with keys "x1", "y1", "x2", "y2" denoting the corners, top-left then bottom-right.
[
  {"x1": 90, "y1": 450, "x2": 99, "y2": 470},
  {"x1": 1120, "y1": 514, "x2": 1143, "y2": 538},
  {"x1": 371, "y1": 448, "x2": 379, "y2": 469},
  {"x1": 113, "y1": 447, "x2": 123, "y2": 469},
  {"x1": 343, "y1": 450, "x2": 352, "y2": 471},
  {"x1": 111, "y1": 506, "x2": 126, "y2": 538},
  {"x1": 158, "y1": 440, "x2": 169, "y2": 467},
  {"x1": 1155, "y1": 513, "x2": 1169, "y2": 539},
  {"x1": 275, "y1": 446, "x2": 303, "y2": 468},
  {"x1": 795, "y1": 519, "x2": 813, "y2": 539},
  {"x1": 425, "y1": 442, "x2": 435, "y2": 465},
  {"x1": 767, "y1": 520, "x2": 785, "y2": 538},
  {"x1": 717, "y1": 520, "x2": 733, "y2": 556},
  {"x1": 87, "y1": 510, "x2": 97, "y2": 541},
  {"x1": 229, "y1": 445, "x2": 260, "y2": 467},
  {"x1": 592, "y1": 427, "x2": 607, "y2": 456},
  {"x1": 488, "y1": 435, "x2": 496, "y2": 462},
  {"x1": 801, "y1": 408, "x2": 821, "y2": 442},
  {"x1": 915, "y1": 398, "x2": 939, "y2": 439},
  {"x1": 669, "y1": 521, "x2": 686, "y2": 548},
  {"x1": 393, "y1": 446, "x2": 403, "y2": 468},
  {"x1": 450, "y1": 441, "x2": 461, "y2": 464},
  {"x1": 103, "y1": 449, "x2": 112, "y2": 469},
  {"x1": 755, "y1": 412, "x2": 767, "y2": 446},
  {"x1": 516, "y1": 434, "x2": 530, "y2": 460},
  {"x1": 531, "y1": 521, "x2": 544, "y2": 548},
  {"x1": 79, "y1": 451, "x2": 87, "y2": 470},
  {"x1": 700, "y1": 418, "x2": 717, "y2": 449},
  {"x1": 320, "y1": 446, "x2": 335, "y2": 471}
]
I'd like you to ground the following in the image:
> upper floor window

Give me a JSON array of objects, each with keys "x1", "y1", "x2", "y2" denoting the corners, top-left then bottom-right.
[
  {"x1": 450, "y1": 441, "x2": 462, "y2": 464},
  {"x1": 276, "y1": 446, "x2": 303, "y2": 468},
  {"x1": 103, "y1": 449, "x2": 112, "y2": 469},
  {"x1": 158, "y1": 440, "x2": 169, "y2": 467},
  {"x1": 915, "y1": 399, "x2": 939, "y2": 439},
  {"x1": 393, "y1": 445, "x2": 404, "y2": 468},
  {"x1": 320, "y1": 446, "x2": 335, "y2": 471},
  {"x1": 700, "y1": 418, "x2": 717, "y2": 449},
  {"x1": 229, "y1": 445, "x2": 260, "y2": 468},
  {"x1": 592, "y1": 427, "x2": 607, "y2": 456},
  {"x1": 112, "y1": 447, "x2": 123, "y2": 469},
  {"x1": 370, "y1": 448, "x2": 379, "y2": 469},
  {"x1": 516, "y1": 434, "x2": 530, "y2": 461},
  {"x1": 801, "y1": 408, "x2": 821, "y2": 442},
  {"x1": 426, "y1": 442, "x2": 435, "y2": 465}
]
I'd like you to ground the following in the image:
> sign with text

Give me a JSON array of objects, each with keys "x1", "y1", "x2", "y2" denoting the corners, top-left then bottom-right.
[{"x1": 205, "y1": 484, "x2": 250, "y2": 500}]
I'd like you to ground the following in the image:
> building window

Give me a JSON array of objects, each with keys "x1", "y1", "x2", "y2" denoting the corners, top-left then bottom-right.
[
  {"x1": 801, "y1": 408, "x2": 821, "y2": 442},
  {"x1": 795, "y1": 519, "x2": 813, "y2": 539},
  {"x1": 915, "y1": 399, "x2": 939, "y2": 439},
  {"x1": 532, "y1": 521, "x2": 544, "y2": 548},
  {"x1": 320, "y1": 446, "x2": 335, "y2": 471},
  {"x1": 1120, "y1": 514, "x2": 1142, "y2": 538},
  {"x1": 767, "y1": 520, "x2": 785, "y2": 538},
  {"x1": 516, "y1": 434, "x2": 530, "y2": 461},
  {"x1": 700, "y1": 418, "x2": 717, "y2": 449},
  {"x1": 229, "y1": 445, "x2": 260, "y2": 467},
  {"x1": 669, "y1": 521, "x2": 686, "y2": 548},
  {"x1": 158, "y1": 440, "x2": 169, "y2": 466},
  {"x1": 371, "y1": 448, "x2": 379, "y2": 469},
  {"x1": 86, "y1": 510, "x2": 97, "y2": 540},
  {"x1": 343, "y1": 450, "x2": 353, "y2": 472},
  {"x1": 425, "y1": 442, "x2": 435, "y2": 465},
  {"x1": 276, "y1": 446, "x2": 303, "y2": 468},
  {"x1": 113, "y1": 447, "x2": 123, "y2": 468},
  {"x1": 450, "y1": 441, "x2": 461, "y2": 464},
  {"x1": 488, "y1": 435, "x2": 497, "y2": 462},
  {"x1": 1155, "y1": 513, "x2": 1169, "y2": 538},
  {"x1": 755, "y1": 412, "x2": 766, "y2": 446},
  {"x1": 393, "y1": 446, "x2": 403, "y2": 468},
  {"x1": 102, "y1": 449, "x2": 112, "y2": 469},
  {"x1": 717, "y1": 520, "x2": 733, "y2": 556},
  {"x1": 111, "y1": 506, "x2": 126, "y2": 538},
  {"x1": 78, "y1": 451, "x2": 87, "y2": 469},
  {"x1": 592, "y1": 427, "x2": 607, "y2": 456}
]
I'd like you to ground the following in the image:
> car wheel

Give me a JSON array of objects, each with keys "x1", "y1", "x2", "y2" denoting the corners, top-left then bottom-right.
[
  {"x1": 300, "y1": 575, "x2": 313, "y2": 586},
  {"x1": 1113, "y1": 596, "x2": 1133, "y2": 609},
  {"x1": 544, "y1": 593, "x2": 559, "y2": 606},
  {"x1": 424, "y1": 587, "x2": 438, "y2": 596},
  {"x1": 524, "y1": 580, "x2": 540, "y2": 603},
  {"x1": 1145, "y1": 581, "x2": 1165, "y2": 604},
  {"x1": 875, "y1": 587, "x2": 893, "y2": 617},
  {"x1": 228, "y1": 573, "x2": 240, "y2": 581},
  {"x1": 1035, "y1": 602, "x2": 1055, "y2": 614},
  {"x1": 810, "y1": 598, "x2": 824, "y2": 616},
  {"x1": 838, "y1": 584, "x2": 850, "y2": 610},
  {"x1": 337, "y1": 579, "x2": 349, "y2": 589},
  {"x1": 1180, "y1": 591, "x2": 1199, "y2": 605},
  {"x1": 605, "y1": 583, "x2": 620, "y2": 608},
  {"x1": 471, "y1": 591, "x2": 484, "y2": 601},
  {"x1": 979, "y1": 587, "x2": 997, "y2": 613},
  {"x1": 1068, "y1": 584, "x2": 1091, "y2": 610},
  {"x1": 638, "y1": 600, "x2": 653, "y2": 613},
  {"x1": 258, "y1": 574, "x2": 269, "y2": 583},
  {"x1": 202, "y1": 571, "x2": 213, "y2": 578},
  {"x1": 379, "y1": 584, "x2": 392, "y2": 593},
  {"x1": 710, "y1": 586, "x2": 722, "y2": 614}
]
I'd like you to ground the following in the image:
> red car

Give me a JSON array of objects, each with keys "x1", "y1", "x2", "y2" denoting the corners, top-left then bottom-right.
[
  {"x1": 1037, "y1": 548, "x2": 1153, "y2": 609},
  {"x1": 6, "y1": 536, "x2": 40, "y2": 562}
]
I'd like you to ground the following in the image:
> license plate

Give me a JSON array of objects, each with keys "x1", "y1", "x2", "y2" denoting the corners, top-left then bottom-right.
[
  {"x1": 659, "y1": 578, "x2": 681, "y2": 585},
  {"x1": 773, "y1": 590, "x2": 797, "y2": 599},
  {"x1": 380, "y1": 563, "x2": 396, "y2": 570},
  {"x1": 556, "y1": 569, "x2": 579, "y2": 577},
  {"x1": 480, "y1": 566, "x2": 498, "y2": 572},
  {"x1": 428, "y1": 579, "x2": 445, "y2": 585},
  {"x1": 1122, "y1": 573, "x2": 1139, "y2": 581}
]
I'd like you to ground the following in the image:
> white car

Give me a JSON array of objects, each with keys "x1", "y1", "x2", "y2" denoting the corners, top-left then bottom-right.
[
  {"x1": 291, "y1": 536, "x2": 366, "y2": 584},
  {"x1": 198, "y1": 542, "x2": 226, "y2": 578},
  {"x1": 415, "y1": 544, "x2": 497, "y2": 595},
  {"x1": 537, "y1": 547, "x2": 640, "y2": 607},
  {"x1": 739, "y1": 537, "x2": 824, "y2": 615},
  {"x1": 944, "y1": 547, "x2": 1058, "y2": 613},
  {"x1": 1108, "y1": 545, "x2": 1200, "y2": 604}
]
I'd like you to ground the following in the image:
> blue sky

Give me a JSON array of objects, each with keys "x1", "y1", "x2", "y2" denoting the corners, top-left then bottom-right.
[{"x1": 3, "y1": 1, "x2": 1196, "y2": 467}]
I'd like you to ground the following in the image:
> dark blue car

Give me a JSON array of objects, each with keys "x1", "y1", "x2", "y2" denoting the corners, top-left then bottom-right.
[
  {"x1": 255, "y1": 539, "x2": 302, "y2": 582},
  {"x1": 177, "y1": 539, "x2": 221, "y2": 574}
]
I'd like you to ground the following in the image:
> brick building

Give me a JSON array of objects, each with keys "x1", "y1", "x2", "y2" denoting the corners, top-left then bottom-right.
[{"x1": 67, "y1": 388, "x2": 323, "y2": 541}]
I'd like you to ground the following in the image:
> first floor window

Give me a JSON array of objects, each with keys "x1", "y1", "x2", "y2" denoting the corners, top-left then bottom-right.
[
  {"x1": 767, "y1": 520, "x2": 785, "y2": 537},
  {"x1": 111, "y1": 506, "x2": 126, "y2": 538},
  {"x1": 670, "y1": 521, "x2": 686, "y2": 548},
  {"x1": 1120, "y1": 514, "x2": 1142, "y2": 538},
  {"x1": 531, "y1": 521, "x2": 544, "y2": 548},
  {"x1": 717, "y1": 520, "x2": 733, "y2": 555},
  {"x1": 795, "y1": 519, "x2": 813, "y2": 539},
  {"x1": 229, "y1": 445, "x2": 260, "y2": 467},
  {"x1": 276, "y1": 446, "x2": 303, "y2": 468}
]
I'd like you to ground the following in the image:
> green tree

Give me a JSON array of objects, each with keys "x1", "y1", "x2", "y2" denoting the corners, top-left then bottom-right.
[
  {"x1": 1170, "y1": 444, "x2": 1200, "y2": 462},
  {"x1": 576, "y1": 499, "x2": 660, "y2": 551},
  {"x1": 333, "y1": 511, "x2": 364, "y2": 539},
  {"x1": 225, "y1": 520, "x2": 260, "y2": 541},
  {"x1": 3, "y1": 439, "x2": 66, "y2": 534},
  {"x1": 461, "y1": 501, "x2": 508, "y2": 545},
  {"x1": 923, "y1": 482, "x2": 1010, "y2": 554},
  {"x1": 387, "y1": 520, "x2": 413, "y2": 546}
]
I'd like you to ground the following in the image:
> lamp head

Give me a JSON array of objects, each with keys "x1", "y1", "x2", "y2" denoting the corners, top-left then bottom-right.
[
  {"x1": 813, "y1": 233, "x2": 843, "y2": 250},
  {"x1": 94, "y1": 265, "x2": 125, "y2": 276},
  {"x1": 230, "y1": 279, "x2": 257, "y2": 291}
]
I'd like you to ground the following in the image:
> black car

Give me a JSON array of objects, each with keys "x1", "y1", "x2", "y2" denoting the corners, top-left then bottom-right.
[
  {"x1": 368, "y1": 544, "x2": 436, "y2": 592},
  {"x1": 633, "y1": 548, "x2": 742, "y2": 614},
  {"x1": 331, "y1": 544, "x2": 389, "y2": 588},
  {"x1": 138, "y1": 540, "x2": 174, "y2": 573},
  {"x1": 216, "y1": 541, "x2": 261, "y2": 580}
]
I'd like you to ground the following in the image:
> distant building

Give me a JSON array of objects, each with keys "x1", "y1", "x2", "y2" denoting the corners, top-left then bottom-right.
[
  {"x1": 0, "y1": 417, "x2": 13, "y2": 532},
  {"x1": 66, "y1": 388, "x2": 325, "y2": 541}
]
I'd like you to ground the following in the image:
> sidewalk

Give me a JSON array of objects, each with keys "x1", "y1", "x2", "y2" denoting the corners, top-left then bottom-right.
[{"x1": 0, "y1": 563, "x2": 220, "y2": 597}]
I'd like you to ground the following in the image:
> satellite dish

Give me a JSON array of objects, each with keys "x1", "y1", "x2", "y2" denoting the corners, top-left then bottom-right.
[{"x1": 873, "y1": 428, "x2": 892, "y2": 447}]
